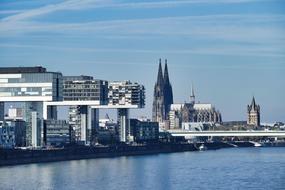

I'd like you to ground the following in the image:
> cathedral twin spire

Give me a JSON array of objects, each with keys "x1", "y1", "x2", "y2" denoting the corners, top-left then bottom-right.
[
  {"x1": 152, "y1": 59, "x2": 173, "y2": 122},
  {"x1": 157, "y1": 59, "x2": 164, "y2": 86},
  {"x1": 156, "y1": 58, "x2": 171, "y2": 88}
]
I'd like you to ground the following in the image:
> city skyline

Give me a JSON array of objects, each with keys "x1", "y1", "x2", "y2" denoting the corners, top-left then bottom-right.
[{"x1": 0, "y1": 0, "x2": 284, "y2": 122}]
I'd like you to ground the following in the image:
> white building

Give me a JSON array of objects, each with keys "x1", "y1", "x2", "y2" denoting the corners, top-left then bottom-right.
[{"x1": 0, "y1": 67, "x2": 63, "y2": 147}]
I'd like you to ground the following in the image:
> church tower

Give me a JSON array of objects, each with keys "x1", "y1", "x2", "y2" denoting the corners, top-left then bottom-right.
[
  {"x1": 163, "y1": 59, "x2": 173, "y2": 120},
  {"x1": 152, "y1": 59, "x2": 165, "y2": 123},
  {"x1": 247, "y1": 96, "x2": 260, "y2": 126},
  {"x1": 152, "y1": 59, "x2": 173, "y2": 123}
]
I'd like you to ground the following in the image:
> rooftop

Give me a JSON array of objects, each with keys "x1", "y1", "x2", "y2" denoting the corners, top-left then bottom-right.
[{"x1": 0, "y1": 66, "x2": 47, "y2": 74}]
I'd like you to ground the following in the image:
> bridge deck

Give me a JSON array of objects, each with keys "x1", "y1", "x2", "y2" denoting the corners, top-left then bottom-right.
[{"x1": 168, "y1": 130, "x2": 285, "y2": 137}]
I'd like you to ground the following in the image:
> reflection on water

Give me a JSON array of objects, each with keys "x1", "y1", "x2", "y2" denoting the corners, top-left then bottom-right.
[{"x1": 1, "y1": 148, "x2": 285, "y2": 190}]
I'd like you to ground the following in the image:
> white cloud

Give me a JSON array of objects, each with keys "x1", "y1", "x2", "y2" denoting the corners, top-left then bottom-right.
[
  {"x1": 1, "y1": 0, "x2": 263, "y2": 22},
  {"x1": 0, "y1": 1, "x2": 283, "y2": 58},
  {"x1": 0, "y1": 41, "x2": 284, "y2": 57},
  {"x1": 2, "y1": 0, "x2": 110, "y2": 22},
  {"x1": 1, "y1": 14, "x2": 284, "y2": 44},
  {"x1": 0, "y1": 10, "x2": 26, "y2": 15}
]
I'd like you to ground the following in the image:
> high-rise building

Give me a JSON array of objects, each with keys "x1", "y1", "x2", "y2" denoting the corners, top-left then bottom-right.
[
  {"x1": 108, "y1": 81, "x2": 145, "y2": 142},
  {"x1": 247, "y1": 96, "x2": 260, "y2": 126},
  {"x1": 63, "y1": 75, "x2": 108, "y2": 104},
  {"x1": 63, "y1": 75, "x2": 107, "y2": 145},
  {"x1": 108, "y1": 81, "x2": 145, "y2": 107},
  {"x1": 152, "y1": 59, "x2": 173, "y2": 126},
  {"x1": 0, "y1": 66, "x2": 63, "y2": 147}
]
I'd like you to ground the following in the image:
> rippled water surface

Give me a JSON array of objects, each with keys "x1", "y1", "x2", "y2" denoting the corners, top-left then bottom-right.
[{"x1": 1, "y1": 147, "x2": 285, "y2": 190}]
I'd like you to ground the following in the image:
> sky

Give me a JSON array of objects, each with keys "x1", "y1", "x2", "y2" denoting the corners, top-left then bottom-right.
[{"x1": 0, "y1": 0, "x2": 284, "y2": 122}]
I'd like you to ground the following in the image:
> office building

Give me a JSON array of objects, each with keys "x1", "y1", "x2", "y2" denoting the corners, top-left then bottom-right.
[
  {"x1": 247, "y1": 96, "x2": 260, "y2": 126},
  {"x1": 108, "y1": 81, "x2": 145, "y2": 107},
  {"x1": 108, "y1": 81, "x2": 145, "y2": 142},
  {"x1": 44, "y1": 120, "x2": 70, "y2": 146},
  {"x1": 0, "y1": 66, "x2": 146, "y2": 146},
  {"x1": 5, "y1": 119, "x2": 26, "y2": 147},
  {"x1": 0, "y1": 66, "x2": 63, "y2": 147},
  {"x1": 63, "y1": 75, "x2": 108, "y2": 104},
  {"x1": 129, "y1": 119, "x2": 159, "y2": 143},
  {"x1": 63, "y1": 75, "x2": 106, "y2": 145},
  {"x1": 0, "y1": 121, "x2": 15, "y2": 149},
  {"x1": 0, "y1": 66, "x2": 62, "y2": 102}
]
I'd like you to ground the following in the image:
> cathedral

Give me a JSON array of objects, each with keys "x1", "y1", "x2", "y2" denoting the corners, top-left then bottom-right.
[
  {"x1": 152, "y1": 59, "x2": 222, "y2": 130},
  {"x1": 152, "y1": 59, "x2": 173, "y2": 124},
  {"x1": 247, "y1": 96, "x2": 260, "y2": 126}
]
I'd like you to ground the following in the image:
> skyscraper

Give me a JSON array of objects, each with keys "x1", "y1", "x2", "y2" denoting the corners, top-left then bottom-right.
[
  {"x1": 247, "y1": 96, "x2": 260, "y2": 126},
  {"x1": 152, "y1": 59, "x2": 173, "y2": 125}
]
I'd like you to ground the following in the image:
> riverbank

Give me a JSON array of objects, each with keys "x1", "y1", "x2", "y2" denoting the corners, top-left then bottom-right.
[
  {"x1": 1, "y1": 141, "x2": 283, "y2": 167},
  {"x1": 0, "y1": 142, "x2": 227, "y2": 166}
]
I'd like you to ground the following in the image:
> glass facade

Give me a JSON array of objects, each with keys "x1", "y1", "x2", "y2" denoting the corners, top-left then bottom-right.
[
  {"x1": 0, "y1": 67, "x2": 63, "y2": 147},
  {"x1": 63, "y1": 76, "x2": 108, "y2": 104},
  {"x1": 129, "y1": 119, "x2": 159, "y2": 143},
  {"x1": 108, "y1": 81, "x2": 145, "y2": 108},
  {"x1": 44, "y1": 119, "x2": 70, "y2": 146},
  {"x1": 0, "y1": 72, "x2": 63, "y2": 101}
]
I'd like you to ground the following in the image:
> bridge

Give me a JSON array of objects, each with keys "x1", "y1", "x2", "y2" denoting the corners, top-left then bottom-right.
[{"x1": 167, "y1": 130, "x2": 285, "y2": 137}]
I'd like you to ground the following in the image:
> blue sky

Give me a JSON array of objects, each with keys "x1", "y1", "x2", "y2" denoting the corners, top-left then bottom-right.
[{"x1": 0, "y1": 0, "x2": 284, "y2": 122}]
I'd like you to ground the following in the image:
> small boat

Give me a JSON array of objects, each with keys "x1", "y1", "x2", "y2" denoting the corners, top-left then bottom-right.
[
  {"x1": 249, "y1": 141, "x2": 262, "y2": 147},
  {"x1": 198, "y1": 144, "x2": 207, "y2": 151}
]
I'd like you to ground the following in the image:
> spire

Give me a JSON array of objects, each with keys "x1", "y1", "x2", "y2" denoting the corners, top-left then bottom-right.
[
  {"x1": 163, "y1": 59, "x2": 173, "y2": 112},
  {"x1": 164, "y1": 59, "x2": 170, "y2": 84},
  {"x1": 156, "y1": 59, "x2": 164, "y2": 86},
  {"x1": 190, "y1": 83, "x2": 195, "y2": 103},
  {"x1": 251, "y1": 96, "x2": 256, "y2": 109}
]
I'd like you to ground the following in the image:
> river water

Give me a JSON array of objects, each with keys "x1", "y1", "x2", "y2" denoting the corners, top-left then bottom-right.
[{"x1": 0, "y1": 147, "x2": 285, "y2": 190}]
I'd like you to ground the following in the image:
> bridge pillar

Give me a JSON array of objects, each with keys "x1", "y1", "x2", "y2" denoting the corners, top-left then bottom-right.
[{"x1": 118, "y1": 108, "x2": 129, "y2": 142}]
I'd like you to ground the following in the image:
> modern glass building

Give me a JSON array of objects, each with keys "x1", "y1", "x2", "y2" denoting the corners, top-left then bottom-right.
[
  {"x1": 63, "y1": 75, "x2": 108, "y2": 104},
  {"x1": 62, "y1": 75, "x2": 107, "y2": 145},
  {"x1": 0, "y1": 67, "x2": 62, "y2": 102},
  {"x1": 129, "y1": 119, "x2": 159, "y2": 143},
  {"x1": 0, "y1": 66, "x2": 63, "y2": 147},
  {"x1": 44, "y1": 119, "x2": 70, "y2": 146}
]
